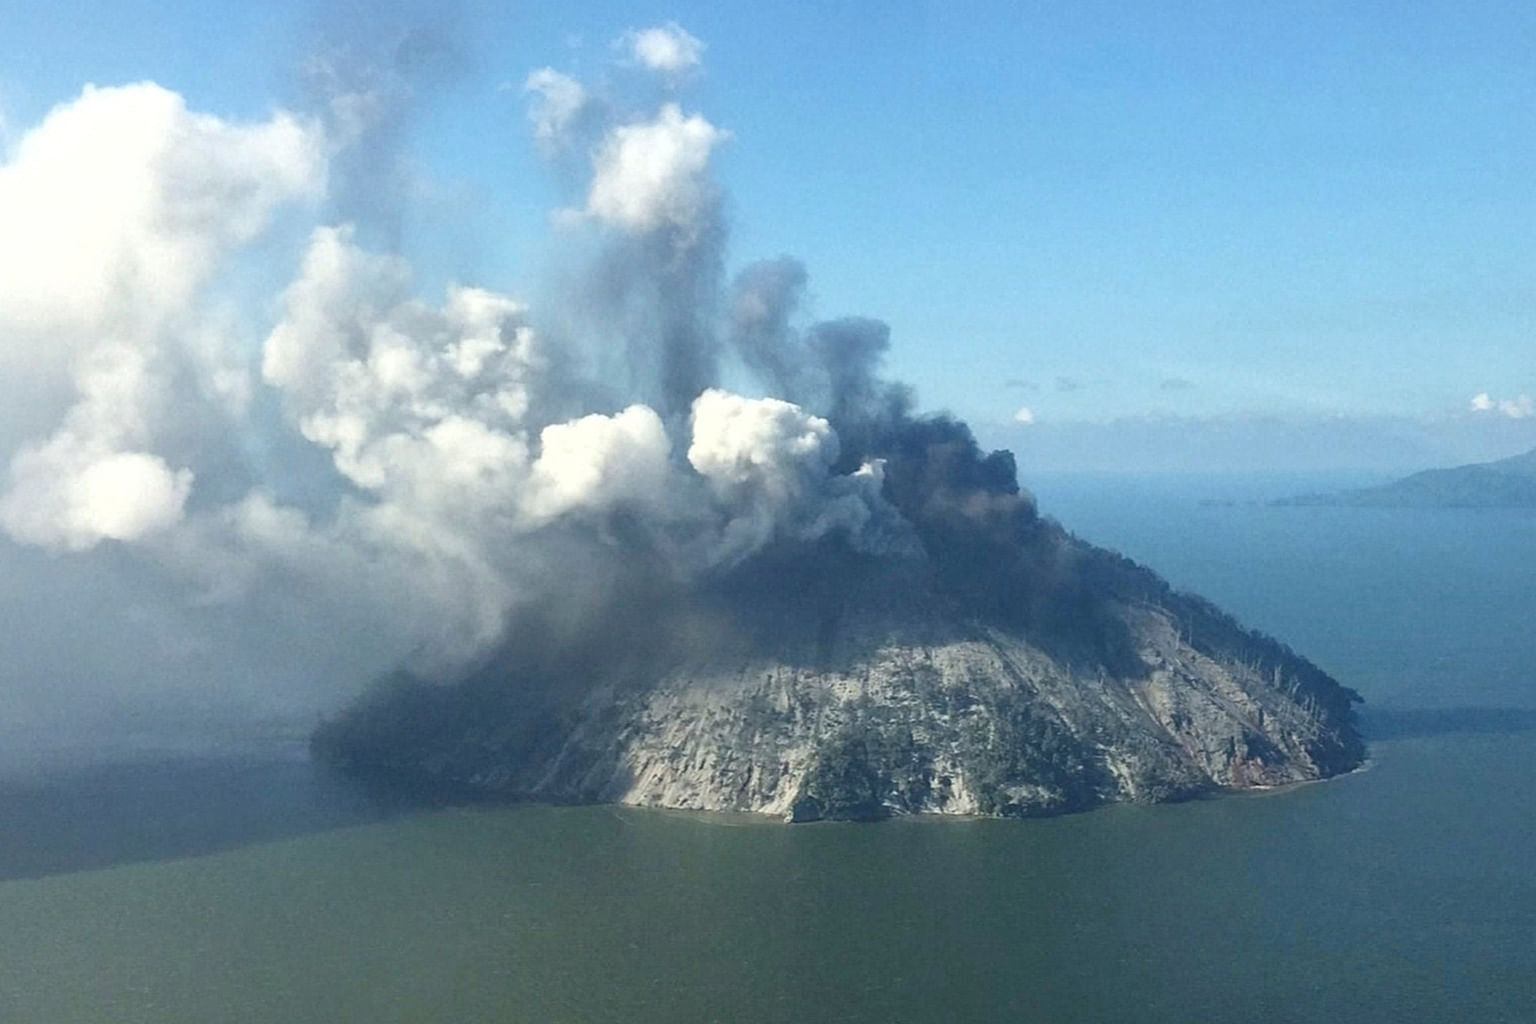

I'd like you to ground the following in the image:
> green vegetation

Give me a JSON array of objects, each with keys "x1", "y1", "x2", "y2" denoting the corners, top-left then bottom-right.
[
  {"x1": 789, "y1": 692, "x2": 1110, "y2": 822},
  {"x1": 794, "y1": 707, "x2": 932, "y2": 821},
  {"x1": 956, "y1": 694, "x2": 1106, "y2": 816}
]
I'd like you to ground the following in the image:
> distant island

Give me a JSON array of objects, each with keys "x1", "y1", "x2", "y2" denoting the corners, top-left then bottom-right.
[{"x1": 1277, "y1": 447, "x2": 1536, "y2": 508}]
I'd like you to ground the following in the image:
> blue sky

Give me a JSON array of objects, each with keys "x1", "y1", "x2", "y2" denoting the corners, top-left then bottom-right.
[{"x1": 3, "y1": 0, "x2": 1534, "y2": 469}]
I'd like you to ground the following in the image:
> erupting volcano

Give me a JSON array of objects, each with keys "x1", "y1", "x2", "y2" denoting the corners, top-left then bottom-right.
[
  {"x1": 313, "y1": 394, "x2": 1363, "y2": 821},
  {"x1": 0, "y1": 24, "x2": 1362, "y2": 813}
]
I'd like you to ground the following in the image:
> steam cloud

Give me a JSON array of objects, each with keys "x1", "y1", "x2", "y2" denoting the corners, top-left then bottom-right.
[{"x1": 0, "y1": 26, "x2": 1034, "y2": 745}]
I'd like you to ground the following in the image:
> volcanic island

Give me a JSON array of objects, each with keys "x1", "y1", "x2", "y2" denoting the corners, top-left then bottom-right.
[{"x1": 314, "y1": 411, "x2": 1363, "y2": 822}]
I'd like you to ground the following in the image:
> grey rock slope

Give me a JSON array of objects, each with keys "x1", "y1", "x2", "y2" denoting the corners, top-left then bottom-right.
[{"x1": 314, "y1": 536, "x2": 1364, "y2": 821}]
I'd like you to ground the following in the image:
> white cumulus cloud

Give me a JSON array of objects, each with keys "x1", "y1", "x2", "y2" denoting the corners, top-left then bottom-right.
[
  {"x1": 1502, "y1": 396, "x2": 1534, "y2": 419},
  {"x1": 690, "y1": 389, "x2": 837, "y2": 496},
  {"x1": 1470, "y1": 392, "x2": 1534, "y2": 419},
  {"x1": 1013, "y1": 407, "x2": 1035, "y2": 425},
  {"x1": 688, "y1": 389, "x2": 903, "y2": 565},
  {"x1": 2, "y1": 448, "x2": 192, "y2": 551},
  {"x1": 0, "y1": 341, "x2": 193, "y2": 550},
  {"x1": 625, "y1": 23, "x2": 704, "y2": 76},
  {"x1": 584, "y1": 103, "x2": 727, "y2": 233},
  {"x1": 261, "y1": 225, "x2": 547, "y2": 512},
  {"x1": 0, "y1": 82, "x2": 325, "y2": 354},
  {"x1": 523, "y1": 68, "x2": 588, "y2": 148},
  {"x1": 527, "y1": 406, "x2": 673, "y2": 525},
  {"x1": 0, "y1": 83, "x2": 327, "y2": 552}
]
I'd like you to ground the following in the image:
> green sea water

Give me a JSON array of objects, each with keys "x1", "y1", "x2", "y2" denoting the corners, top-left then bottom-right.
[{"x1": 2, "y1": 474, "x2": 1532, "y2": 1023}]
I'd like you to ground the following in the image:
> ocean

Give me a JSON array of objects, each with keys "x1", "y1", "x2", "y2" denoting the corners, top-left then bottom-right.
[{"x1": 2, "y1": 472, "x2": 1532, "y2": 1023}]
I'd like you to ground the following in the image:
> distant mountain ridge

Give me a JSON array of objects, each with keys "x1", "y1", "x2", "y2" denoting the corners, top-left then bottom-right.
[{"x1": 1277, "y1": 447, "x2": 1536, "y2": 508}]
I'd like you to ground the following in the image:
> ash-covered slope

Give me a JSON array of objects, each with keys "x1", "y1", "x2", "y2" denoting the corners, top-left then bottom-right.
[{"x1": 314, "y1": 417, "x2": 1363, "y2": 821}]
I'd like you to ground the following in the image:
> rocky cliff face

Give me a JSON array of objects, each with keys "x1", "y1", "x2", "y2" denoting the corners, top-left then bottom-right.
[{"x1": 313, "y1": 533, "x2": 1364, "y2": 821}]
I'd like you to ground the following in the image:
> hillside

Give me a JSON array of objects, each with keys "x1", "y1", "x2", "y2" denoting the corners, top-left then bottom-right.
[
  {"x1": 313, "y1": 528, "x2": 1364, "y2": 821},
  {"x1": 1279, "y1": 448, "x2": 1536, "y2": 508}
]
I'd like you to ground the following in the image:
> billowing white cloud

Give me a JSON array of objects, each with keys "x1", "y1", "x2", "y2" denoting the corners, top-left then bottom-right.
[
  {"x1": 523, "y1": 68, "x2": 588, "y2": 148},
  {"x1": 198, "y1": 223, "x2": 900, "y2": 664},
  {"x1": 0, "y1": 83, "x2": 326, "y2": 552},
  {"x1": 1013, "y1": 407, "x2": 1035, "y2": 425},
  {"x1": 255, "y1": 233, "x2": 891, "y2": 580},
  {"x1": 261, "y1": 225, "x2": 546, "y2": 510},
  {"x1": 1470, "y1": 392, "x2": 1534, "y2": 419},
  {"x1": 2, "y1": 448, "x2": 191, "y2": 551},
  {"x1": 688, "y1": 389, "x2": 901, "y2": 564},
  {"x1": 625, "y1": 23, "x2": 704, "y2": 76},
  {"x1": 584, "y1": 103, "x2": 727, "y2": 232},
  {"x1": 0, "y1": 57, "x2": 921, "y2": 746},
  {"x1": 0, "y1": 82, "x2": 325, "y2": 353},
  {"x1": 689, "y1": 389, "x2": 836, "y2": 492},
  {"x1": 527, "y1": 406, "x2": 672, "y2": 524},
  {"x1": 0, "y1": 342, "x2": 193, "y2": 549}
]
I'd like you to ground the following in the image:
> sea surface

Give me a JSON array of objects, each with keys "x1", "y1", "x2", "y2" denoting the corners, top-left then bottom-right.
[{"x1": 2, "y1": 472, "x2": 1533, "y2": 1023}]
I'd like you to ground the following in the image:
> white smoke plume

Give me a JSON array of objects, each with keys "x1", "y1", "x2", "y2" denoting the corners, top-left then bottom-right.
[
  {"x1": 584, "y1": 103, "x2": 728, "y2": 235},
  {"x1": 524, "y1": 68, "x2": 590, "y2": 151},
  {"x1": 0, "y1": 25, "x2": 919, "y2": 746},
  {"x1": 1, "y1": 344, "x2": 194, "y2": 550},
  {"x1": 0, "y1": 82, "x2": 326, "y2": 551}
]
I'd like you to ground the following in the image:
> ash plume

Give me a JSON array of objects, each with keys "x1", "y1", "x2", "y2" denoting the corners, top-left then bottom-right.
[
  {"x1": 0, "y1": 23, "x2": 1061, "y2": 748},
  {"x1": 728, "y1": 257, "x2": 810, "y2": 399},
  {"x1": 300, "y1": 0, "x2": 470, "y2": 250}
]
